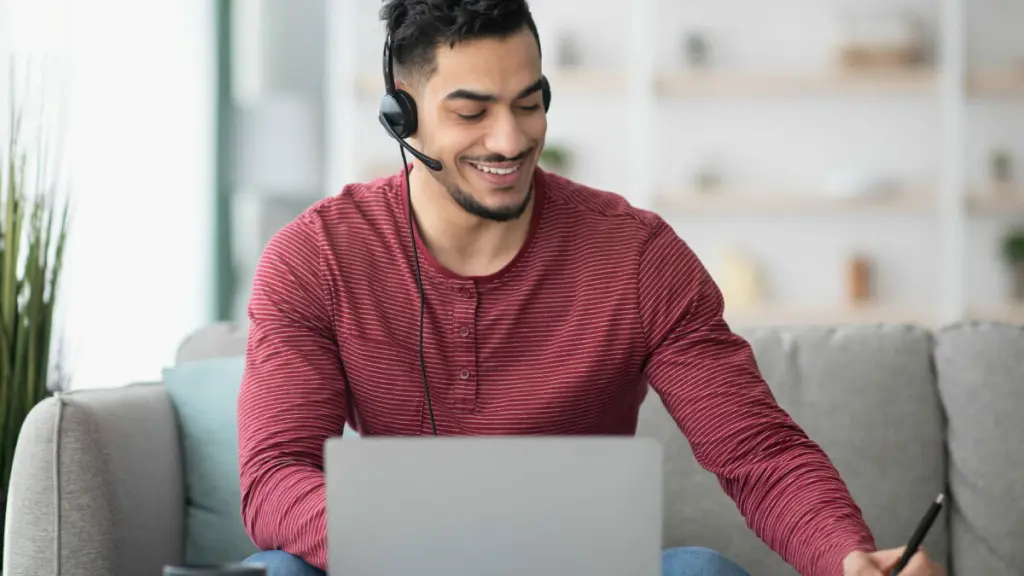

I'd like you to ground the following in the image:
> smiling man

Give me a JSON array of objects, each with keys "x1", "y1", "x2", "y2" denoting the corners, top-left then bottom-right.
[{"x1": 236, "y1": 2, "x2": 944, "y2": 576}]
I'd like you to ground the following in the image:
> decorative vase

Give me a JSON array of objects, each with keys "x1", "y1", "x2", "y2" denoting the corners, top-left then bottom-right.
[
  {"x1": 556, "y1": 33, "x2": 581, "y2": 69},
  {"x1": 684, "y1": 32, "x2": 710, "y2": 68},
  {"x1": 847, "y1": 254, "x2": 873, "y2": 303}
]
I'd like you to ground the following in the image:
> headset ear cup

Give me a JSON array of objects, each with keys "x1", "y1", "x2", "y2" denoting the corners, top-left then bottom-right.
[
  {"x1": 379, "y1": 94, "x2": 406, "y2": 138},
  {"x1": 394, "y1": 89, "x2": 418, "y2": 138},
  {"x1": 541, "y1": 75, "x2": 551, "y2": 112},
  {"x1": 379, "y1": 89, "x2": 418, "y2": 139}
]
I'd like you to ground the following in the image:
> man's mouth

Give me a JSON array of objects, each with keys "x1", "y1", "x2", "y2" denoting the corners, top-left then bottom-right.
[{"x1": 467, "y1": 161, "x2": 523, "y2": 176}]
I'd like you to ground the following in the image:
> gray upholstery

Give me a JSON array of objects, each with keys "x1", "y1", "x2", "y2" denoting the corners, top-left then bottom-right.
[
  {"x1": 636, "y1": 324, "x2": 948, "y2": 574},
  {"x1": 175, "y1": 321, "x2": 248, "y2": 364},
  {"x1": 4, "y1": 383, "x2": 185, "y2": 576},
  {"x1": 934, "y1": 323, "x2": 1024, "y2": 576},
  {"x1": 5, "y1": 320, "x2": 1022, "y2": 576}
]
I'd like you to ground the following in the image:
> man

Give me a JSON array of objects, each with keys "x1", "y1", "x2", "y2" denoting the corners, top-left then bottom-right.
[{"x1": 237, "y1": 1, "x2": 944, "y2": 575}]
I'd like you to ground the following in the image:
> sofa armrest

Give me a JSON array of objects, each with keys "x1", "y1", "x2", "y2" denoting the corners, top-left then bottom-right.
[{"x1": 4, "y1": 382, "x2": 185, "y2": 576}]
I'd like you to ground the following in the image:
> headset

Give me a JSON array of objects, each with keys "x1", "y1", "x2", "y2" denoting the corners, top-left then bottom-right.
[{"x1": 377, "y1": 28, "x2": 551, "y2": 436}]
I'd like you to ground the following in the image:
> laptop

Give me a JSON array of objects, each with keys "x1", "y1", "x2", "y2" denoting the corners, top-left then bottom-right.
[{"x1": 324, "y1": 436, "x2": 663, "y2": 576}]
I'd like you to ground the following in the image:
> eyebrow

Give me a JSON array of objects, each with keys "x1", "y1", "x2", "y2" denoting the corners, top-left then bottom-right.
[{"x1": 444, "y1": 77, "x2": 545, "y2": 103}]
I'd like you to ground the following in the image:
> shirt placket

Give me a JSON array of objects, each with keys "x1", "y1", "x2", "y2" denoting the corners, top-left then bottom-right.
[{"x1": 450, "y1": 279, "x2": 479, "y2": 413}]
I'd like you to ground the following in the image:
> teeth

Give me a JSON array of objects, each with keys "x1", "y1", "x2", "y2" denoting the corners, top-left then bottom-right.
[{"x1": 471, "y1": 162, "x2": 520, "y2": 176}]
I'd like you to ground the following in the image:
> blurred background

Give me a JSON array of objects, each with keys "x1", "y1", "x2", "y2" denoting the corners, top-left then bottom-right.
[{"x1": 1, "y1": 0, "x2": 1023, "y2": 390}]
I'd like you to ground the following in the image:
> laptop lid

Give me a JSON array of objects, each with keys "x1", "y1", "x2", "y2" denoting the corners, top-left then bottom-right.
[{"x1": 325, "y1": 436, "x2": 663, "y2": 576}]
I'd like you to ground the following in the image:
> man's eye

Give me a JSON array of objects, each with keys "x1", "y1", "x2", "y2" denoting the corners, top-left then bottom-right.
[
  {"x1": 519, "y1": 104, "x2": 541, "y2": 111},
  {"x1": 457, "y1": 111, "x2": 484, "y2": 120}
]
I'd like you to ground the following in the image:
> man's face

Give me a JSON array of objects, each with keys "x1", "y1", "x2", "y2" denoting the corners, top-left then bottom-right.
[{"x1": 411, "y1": 27, "x2": 547, "y2": 222}]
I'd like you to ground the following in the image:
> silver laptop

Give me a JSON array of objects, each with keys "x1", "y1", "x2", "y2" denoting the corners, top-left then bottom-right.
[{"x1": 325, "y1": 436, "x2": 663, "y2": 576}]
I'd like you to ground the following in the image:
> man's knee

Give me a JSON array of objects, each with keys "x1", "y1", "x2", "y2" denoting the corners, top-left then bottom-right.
[
  {"x1": 662, "y1": 546, "x2": 751, "y2": 576},
  {"x1": 243, "y1": 550, "x2": 325, "y2": 576}
]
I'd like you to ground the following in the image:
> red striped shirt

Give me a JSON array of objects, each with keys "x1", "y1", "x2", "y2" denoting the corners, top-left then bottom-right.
[{"x1": 237, "y1": 167, "x2": 875, "y2": 574}]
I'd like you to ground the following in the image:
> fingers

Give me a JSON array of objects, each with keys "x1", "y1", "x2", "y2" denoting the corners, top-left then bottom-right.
[
  {"x1": 900, "y1": 551, "x2": 928, "y2": 573},
  {"x1": 894, "y1": 549, "x2": 943, "y2": 575},
  {"x1": 869, "y1": 546, "x2": 907, "y2": 570}
]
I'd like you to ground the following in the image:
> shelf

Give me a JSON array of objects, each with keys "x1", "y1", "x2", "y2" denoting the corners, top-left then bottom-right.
[
  {"x1": 652, "y1": 189, "x2": 935, "y2": 217},
  {"x1": 966, "y1": 186, "x2": 1024, "y2": 215},
  {"x1": 325, "y1": 6, "x2": 1019, "y2": 333},
  {"x1": 724, "y1": 303, "x2": 937, "y2": 328},
  {"x1": 968, "y1": 69, "x2": 1024, "y2": 98},
  {"x1": 546, "y1": 69, "x2": 629, "y2": 92},
  {"x1": 655, "y1": 67, "x2": 938, "y2": 98},
  {"x1": 353, "y1": 67, "x2": 1019, "y2": 99},
  {"x1": 354, "y1": 70, "x2": 627, "y2": 98},
  {"x1": 968, "y1": 303, "x2": 1024, "y2": 324}
]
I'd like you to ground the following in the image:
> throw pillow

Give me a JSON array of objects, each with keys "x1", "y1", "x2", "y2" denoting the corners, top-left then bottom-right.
[{"x1": 163, "y1": 355, "x2": 260, "y2": 565}]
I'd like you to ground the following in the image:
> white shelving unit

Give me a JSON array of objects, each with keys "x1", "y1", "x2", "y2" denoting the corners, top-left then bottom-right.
[{"x1": 324, "y1": 0, "x2": 1024, "y2": 328}]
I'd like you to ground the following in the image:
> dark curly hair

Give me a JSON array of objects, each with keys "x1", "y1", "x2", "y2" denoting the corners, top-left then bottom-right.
[{"x1": 379, "y1": 0, "x2": 541, "y2": 85}]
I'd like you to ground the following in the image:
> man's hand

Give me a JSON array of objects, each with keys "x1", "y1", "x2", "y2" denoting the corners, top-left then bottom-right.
[{"x1": 843, "y1": 547, "x2": 945, "y2": 575}]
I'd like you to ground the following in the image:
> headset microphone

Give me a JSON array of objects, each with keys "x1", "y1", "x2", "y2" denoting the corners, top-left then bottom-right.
[{"x1": 377, "y1": 113, "x2": 443, "y2": 171}]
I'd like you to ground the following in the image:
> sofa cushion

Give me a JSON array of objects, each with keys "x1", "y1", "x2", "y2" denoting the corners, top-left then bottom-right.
[
  {"x1": 637, "y1": 324, "x2": 947, "y2": 574},
  {"x1": 4, "y1": 385, "x2": 186, "y2": 576},
  {"x1": 176, "y1": 322, "x2": 249, "y2": 364},
  {"x1": 935, "y1": 322, "x2": 1024, "y2": 576},
  {"x1": 164, "y1": 356, "x2": 260, "y2": 566}
]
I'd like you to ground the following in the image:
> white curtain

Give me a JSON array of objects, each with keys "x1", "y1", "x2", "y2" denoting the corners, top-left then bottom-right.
[{"x1": 1, "y1": 0, "x2": 216, "y2": 389}]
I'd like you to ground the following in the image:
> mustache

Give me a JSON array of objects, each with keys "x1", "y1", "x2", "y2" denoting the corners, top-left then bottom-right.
[{"x1": 461, "y1": 148, "x2": 534, "y2": 164}]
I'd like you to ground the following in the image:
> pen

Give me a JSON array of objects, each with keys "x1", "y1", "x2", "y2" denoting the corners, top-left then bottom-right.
[{"x1": 892, "y1": 493, "x2": 944, "y2": 574}]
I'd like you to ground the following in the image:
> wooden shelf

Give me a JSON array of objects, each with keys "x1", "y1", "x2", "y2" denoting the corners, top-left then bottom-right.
[
  {"x1": 354, "y1": 70, "x2": 627, "y2": 98},
  {"x1": 655, "y1": 67, "x2": 937, "y2": 97},
  {"x1": 724, "y1": 303, "x2": 937, "y2": 328},
  {"x1": 356, "y1": 68, "x2": 941, "y2": 99},
  {"x1": 968, "y1": 69, "x2": 1024, "y2": 97},
  {"x1": 966, "y1": 186, "x2": 1024, "y2": 215},
  {"x1": 546, "y1": 70, "x2": 629, "y2": 92},
  {"x1": 968, "y1": 303, "x2": 1024, "y2": 324},
  {"x1": 652, "y1": 189, "x2": 935, "y2": 217}
]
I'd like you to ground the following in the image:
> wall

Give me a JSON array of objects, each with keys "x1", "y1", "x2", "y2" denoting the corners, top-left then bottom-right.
[
  {"x1": 1, "y1": 0, "x2": 216, "y2": 389},
  {"x1": 963, "y1": 0, "x2": 1024, "y2": 309},
  {"x1": 326, "y1": 0, "x2": 1024, "y2": 325},
  {"x1": 228, "y1": 0, "x2": 327, "y2": 321}
]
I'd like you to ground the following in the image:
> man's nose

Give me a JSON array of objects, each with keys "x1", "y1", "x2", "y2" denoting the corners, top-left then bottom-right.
[{"x1": 484, "y1": 110, "x2": 529, "y2": 160}]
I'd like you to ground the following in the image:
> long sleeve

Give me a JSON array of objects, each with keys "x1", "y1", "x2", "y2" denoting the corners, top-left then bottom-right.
[
  {"x1": 237, "y1": 212, "x2": 348, "y2": 571},
  {"x1": 636, "y1": 219, "x2": 875, "y2": 576}
]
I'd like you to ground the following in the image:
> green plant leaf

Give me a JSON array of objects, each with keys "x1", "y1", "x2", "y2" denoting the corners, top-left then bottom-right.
[{"x1": 0, "y1": 61, "x2": 70, "y2": 494}]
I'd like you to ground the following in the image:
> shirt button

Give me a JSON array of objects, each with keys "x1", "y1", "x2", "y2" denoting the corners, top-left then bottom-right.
[
  {"x1": 459, "y1": 326, "x2": 470, "y2": 337},
  {"x1": 460, "y1": 287, "x2": 474, "y2": 298},
  {"x1": 459, "y1": 368, "x2": 471, "y2": 380}
]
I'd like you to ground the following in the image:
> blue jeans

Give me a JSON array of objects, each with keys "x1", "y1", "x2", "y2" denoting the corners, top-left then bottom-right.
[{"x1": 244, "y1": 546, "x2": 751, "y2": 576}]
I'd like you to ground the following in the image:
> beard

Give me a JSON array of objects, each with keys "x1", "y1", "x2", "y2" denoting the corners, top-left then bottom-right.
[
  {"x1": 450, "y1": 182, "x2": 533, "y2": 222},
  {"x1": 429, "y1": 162, "x2": 534, "y2": 223}
]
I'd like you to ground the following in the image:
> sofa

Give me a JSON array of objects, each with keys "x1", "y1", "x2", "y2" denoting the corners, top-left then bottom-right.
[{"x1": 3, "y1": 320, "x2": 1023, "y2": 576}]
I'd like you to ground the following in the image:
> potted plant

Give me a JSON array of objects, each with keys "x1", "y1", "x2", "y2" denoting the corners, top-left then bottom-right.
[
  {"x1": 0, "y1": 69, "x2": 71, "y2": 559},
  {"x1": 539, "y1": 143, "x2": 571, "y2": 174},
  {"x1": 1002, "y1": 228, "x2": 1024, "y2": 300}
]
